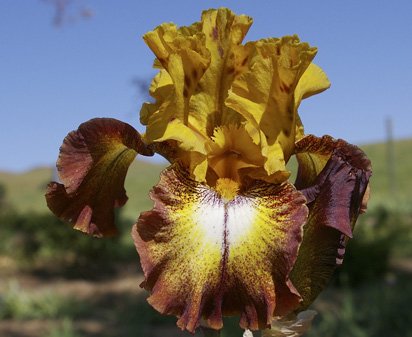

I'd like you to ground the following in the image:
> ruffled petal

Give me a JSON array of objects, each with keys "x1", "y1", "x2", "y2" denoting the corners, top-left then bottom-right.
[
  {"x1": 206, "y1": 125, "x2": 265, "y2": 183},
  {"x1": 294, "y1": 64, "x2": 330, "y2": 110},
  {"x1": 143, "y1": 22, "x2": 211, "y2": 125},
  {"x1": 45, "y1": 118, "x2": 153, "y2": 237},
  {"x1": 141, "y1": 21, "x2": 211, "y2": 168},
  {"x1": 226, "y1": 36, "x2": 317, "y2": 171},
  {"x1": 141, "y1": 8, "x2": 254, "y2": 181},
  {"x1": 294, "y1": 64, "x2": 331, "y2": 139},
  {"x1": 189, "y1": 8, "x2": 253, "y2": 133},
  {"x1": 290, "y1": 135, "x2": 372, "y2": 309},
  {"x1": 133, "y1": 165, "x2": 308, "y2": 333},
  {"x1": 140, "y1": 69, "x2": 173, "y2": 126},
  {"x1": 140, "y1": 8, "x2": 331, "y2": 186}
]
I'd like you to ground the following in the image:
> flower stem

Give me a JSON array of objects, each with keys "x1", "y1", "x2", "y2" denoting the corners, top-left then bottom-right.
[{"x1": 200, "y1": 326, "x2": 221, "y2": 337}]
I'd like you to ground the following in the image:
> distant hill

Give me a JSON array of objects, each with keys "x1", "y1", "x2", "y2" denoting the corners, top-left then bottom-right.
[
  {"x1": 0, "y1": 138, "x2": 411, "y2": 219},
  {"x1": 0, "y1": 160, "x2": 165, "y2": 221},
  {"x1": 0, "y1": 166, "x2": 54, "y2": 216},
  {"x1": 360, "y1": 138, "x2": 412, "y2": 211}
]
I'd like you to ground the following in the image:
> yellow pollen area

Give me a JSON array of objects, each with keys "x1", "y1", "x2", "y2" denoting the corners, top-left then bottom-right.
[{"x1": 214, "y1": 178, "x2": 239, "y2": 202}]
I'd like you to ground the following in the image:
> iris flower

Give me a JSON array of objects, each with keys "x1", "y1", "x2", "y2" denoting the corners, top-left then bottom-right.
[{"x1": 46, "y1": 7, "x2": 371, "y2": 335}]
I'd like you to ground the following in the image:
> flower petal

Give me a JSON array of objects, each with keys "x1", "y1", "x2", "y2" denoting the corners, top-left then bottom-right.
[
  {"x1": 290, "y1": 135, "x2": 372, "y2": 309},
  {"x1": 45, "y1": 118, "x2": 153, "y2": 237},
  {"x1": 226, "y1": 36, "x2": 317, "y2": 170},
  {"x1": 294, "y1": 63, "x2": 330, "y2": 110},
  {"x1": 141, "y1": 21, "x2": 212, "y2": 173},
  {"x1": 140, "y1": 8, "x2": 254, "y2": 181},
  {"x1": 206, "y1": 125, "x2": 265, "y2": 182},
  {"x1": 140, "y1": 69, "x2": 173, "y2": 126},
  {"x1": 133, "y1": 165, "x2": 308, "y2": 333},
  {"x1": 294, "y1": 64, "x2": 331, "y2": 140},
  {"x1": 143, "y1": 22, "x2": 211, "y2": 135},
  {"x1": 189, "y1": 8, "x2": 253, "y2": 133}
]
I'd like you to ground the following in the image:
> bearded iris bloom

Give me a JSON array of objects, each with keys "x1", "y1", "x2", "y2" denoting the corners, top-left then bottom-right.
[{"x1": 46, "y1": 8, "x2": 371, "y2": 335}]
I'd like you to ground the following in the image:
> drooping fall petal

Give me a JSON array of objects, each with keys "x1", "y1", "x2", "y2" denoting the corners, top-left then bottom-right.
[
  {"x1": 133, "y1": 165, "x2": 308, "y2": 333},
  {"x1": 45, "y1": 118, "x2": 153, "y2": 237},
  {"x1": 290, "y1": 135, "x2": 372, "y2": 309}
]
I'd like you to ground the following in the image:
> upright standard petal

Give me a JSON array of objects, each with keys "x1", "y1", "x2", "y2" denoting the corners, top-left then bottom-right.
[
  {"x1": 140, "y1": 8, "x2": 331, "y2": 186},
  {"x1": 133, "y1": 165, "x2": 308, "y2": 333},
  {"x1": 189, "y1": 8, "x2": 253, "y2": 132},
  {"x1": 290, "y1": 135, "x2": 372, "y2": 309},
  {"x1": 140, "y1": 8, "x2": 254, "y2": 182},
  {"x1": 45, "y1": 118, "x2": 153, "y2": 237},
  {"x1": 206, "y1": 125, "x2": 265, "y2": 183},
  {"x1": 294, "y1": 64, "x2": 331, "y2": 140},
  {"x1": 226, "y1": 36, "x2": 318, "y2": 173},
  {"x1": 143, "y1": 22, "x2": 211, "y2": 137}
]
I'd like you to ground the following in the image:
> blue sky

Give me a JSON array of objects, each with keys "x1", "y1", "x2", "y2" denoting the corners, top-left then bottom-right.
[{"x1": 1, "y1": 0, "x2": 411, "y2": 172}]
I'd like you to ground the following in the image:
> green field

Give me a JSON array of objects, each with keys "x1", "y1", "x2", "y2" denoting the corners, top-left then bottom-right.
[
  {"x1": 1, "y1": 138, "x2": 411, "y2": 219},
  {"x1": 0, "y1": 159, "x2": 165, "y2": 221},
  {"x1": 361, "y1": 138, "x2": 412, "y2": 210}
]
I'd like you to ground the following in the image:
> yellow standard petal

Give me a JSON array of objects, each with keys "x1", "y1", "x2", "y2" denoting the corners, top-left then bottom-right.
[
  {"x1": 226, "y1": 36, "x2": 317, "y2": 174},
  {"x1": 142, "y1": 21, "x2": 211, "y2": 163},
  {"x1": 140, "y1": 8, "x2": 255, "y2": 181},
  {"x1": 188, "y1": 8, "x2": 253, "y2": 133},
  {"x1": 294, "y1": 64, "x2": 331, "y2": 139},
  {"x1": 140, "y1": 8, "x2": 331, "y2": 185},
  {"x1": 206, "y1": 124, "x2": 265, "y2": 184},
  {"x1": 133, "y1": 165, "x2": 308, "y2": 333}
]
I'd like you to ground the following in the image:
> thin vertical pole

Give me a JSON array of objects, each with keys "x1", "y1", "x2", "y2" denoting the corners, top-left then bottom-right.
[{"x1": 385, "y1": 117, "x2": 396, "y2": 195}]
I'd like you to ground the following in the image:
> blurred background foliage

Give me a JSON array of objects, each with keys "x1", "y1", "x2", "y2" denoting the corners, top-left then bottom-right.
[{"x1": 1, "y1": 139, "x2": 412, "y2": 337}]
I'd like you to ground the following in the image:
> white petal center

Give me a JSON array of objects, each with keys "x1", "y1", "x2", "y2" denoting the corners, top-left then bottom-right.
[{"x1": 194, "y1": 188, "x2": 256, "y2": 250}]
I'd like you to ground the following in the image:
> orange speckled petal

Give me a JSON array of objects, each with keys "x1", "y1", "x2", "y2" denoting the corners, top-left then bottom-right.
[
  {"x1": 133, "y1": 165, "x2": 308, "y2": 333},
  {"x1": 45, "y1": 118, "x2": 153, "y2": 237},
  {"x1": 290, "y1": 135, "x2": 372, "y2": 310}
]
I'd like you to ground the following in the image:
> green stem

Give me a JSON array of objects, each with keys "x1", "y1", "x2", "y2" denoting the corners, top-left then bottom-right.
[{"x1": 200, "y1": 326, "x2": 221, "y2": 337}]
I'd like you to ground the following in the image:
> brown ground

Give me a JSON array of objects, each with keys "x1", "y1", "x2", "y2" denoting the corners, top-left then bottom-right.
[
  {"x1": 2, "y1": 256, "x2": 412, "y2": 337},
  {"x1": 0, "y1": 257, "x2": 197, "y2": 337}
]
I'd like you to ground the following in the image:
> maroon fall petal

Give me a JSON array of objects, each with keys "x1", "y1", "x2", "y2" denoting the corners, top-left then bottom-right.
[
  {"x1": 290, "y1": 134, "x2": 372, "y2": 310},
  {"x1": 45, "y1": 118, "x2": 153, "y2": 237},
  {"x1": 133, "y1": 165, "x2": 308, "y2": 333}
]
